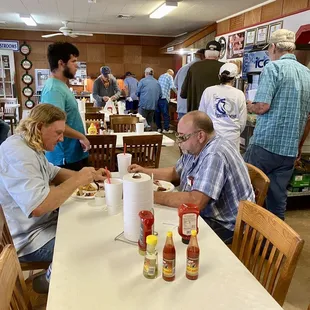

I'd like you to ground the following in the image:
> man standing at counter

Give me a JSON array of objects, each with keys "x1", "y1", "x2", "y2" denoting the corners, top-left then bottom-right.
[
  {"x1": 174, "y1": 48, "x2": 205, "y2": 120},
  {"x1": 181, "y1": 41, "x2": 223, "y2": 112},
  {"x1": 92, "y1": 66, "x2": 121, "y2": 107},
  {"x1": 245, "y1": 29, "x2": 310, "y2": 220}
]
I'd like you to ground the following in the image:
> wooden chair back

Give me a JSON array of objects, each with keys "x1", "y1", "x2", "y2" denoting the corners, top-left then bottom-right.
[
  {"x1": 123, "y1": 135, "x2": 163, "y2": 168},
  {"x1": 232, "y1": 201, "x2": 304, "y2": 306},
  {"x1": 85, "y1": 112, "x2": 104, "y2": 121},
  {"x1": 86, "y1": 107, "x2": 102, "y2": 113},
  {"x1": 87, "y1": 135, "x2": 117, "y2": 171},
  {"x1": 110, "y1": 115, "x2": 139, "y2": 133},
  {"x1": 0, "y1": 102, "x2": 5, "y2": 120},
  {"x1": 0, "y1": 245, "x2": 32, "y2": 310},
  {"x1": 246, "y1": 163, "x2": 270, "y2": 206},
  {"x1": 86, "y1": 102, "x2": 95, "y2": 108}
]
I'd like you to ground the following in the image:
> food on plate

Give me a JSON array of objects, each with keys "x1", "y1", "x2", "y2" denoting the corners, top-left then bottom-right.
[
  {"x1": 153, "y1": 180, "x2": 162, "y2": 187},
  {"x1": 157, "y1": 186, "x2": 167, "y2": 192},
  {"x1": 82, "y1": 183, "x2": 97, "y2": 191},
  {"x1": 153, "y1": 180, "x2": 171, "y2": 192}
]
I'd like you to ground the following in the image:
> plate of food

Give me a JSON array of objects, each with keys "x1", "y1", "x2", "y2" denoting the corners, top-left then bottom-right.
[
  {"x1": 153, "y1": 180, "x2": 175, "y2": 192},
  {"x1": 73, "y1": 183, "x2": 98, "y2": 200}
]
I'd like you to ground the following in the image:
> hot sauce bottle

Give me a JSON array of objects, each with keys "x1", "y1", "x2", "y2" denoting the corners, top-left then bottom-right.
[
  {"x1": 138, "y1": 210, "x2": 154, "y2": 256},
  {"x1": 178, "y1": 203, "x2": 199, "y2": 244},
  {"x1": 162, "y1": 231, "x2": 176, "y2": 282},
  {"x1": 186, "y1": 230, "x2": 200, "y2": 280}
]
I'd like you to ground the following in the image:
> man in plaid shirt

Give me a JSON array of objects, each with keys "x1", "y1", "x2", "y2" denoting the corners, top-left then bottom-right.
[
  {"x1": 245, "y1": 29, "x2": 310, "y2": 220},
  {"x1": 128, "y1": 111, "x2": 254, "y2": 244}
]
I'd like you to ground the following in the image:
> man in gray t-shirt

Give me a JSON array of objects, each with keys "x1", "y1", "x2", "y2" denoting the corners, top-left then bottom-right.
[{"x1": 0, "y1": 104, "x2": 107, "y2": 262}]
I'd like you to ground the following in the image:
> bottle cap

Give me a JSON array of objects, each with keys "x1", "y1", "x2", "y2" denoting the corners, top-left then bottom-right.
[
  {"x1": 146, "y1": 235, "x2": 157, "y2": 246},
  {"x1": 167, "y1": 231, "x2": 173, "y2": 238},
  {"x1": 191, "y1": 230, "x2": 197, "y2": 236}
]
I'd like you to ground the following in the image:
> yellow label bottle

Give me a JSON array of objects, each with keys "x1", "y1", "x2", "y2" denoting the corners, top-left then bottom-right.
[{"x1": 88, "y1": 122, "x2": 97, "y2": 135}]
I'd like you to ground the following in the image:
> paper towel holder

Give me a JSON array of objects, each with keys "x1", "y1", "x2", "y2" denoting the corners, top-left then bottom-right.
[{"x1": 132, "y1": 172, "x2": 142, "y2": 179}]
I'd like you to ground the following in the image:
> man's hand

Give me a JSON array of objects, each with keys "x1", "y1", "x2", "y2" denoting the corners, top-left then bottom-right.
[
  {"x1": 111, "y1": 95, "x2": 116, "y2": 101},
  {"x1": 128, "y1": 164, "x2": 144, "y2": 173},
  {"x1": 79, "y1": 136, "x2": 90, "y2": 152},
  {"x1": 94, "y1": 168, "x2": 108, "y2": 181},
  {"x1": 246, "y1": 100, "x2": 253, "y2": 113},
  {"x1": 103, "y1": 96, "x2": 110, "y2": 102},
  {"x1": 76, "y1": 167, "x2": 97, "y2": 186}
]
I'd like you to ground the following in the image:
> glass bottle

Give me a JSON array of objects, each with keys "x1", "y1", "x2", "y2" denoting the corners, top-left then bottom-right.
[
  {"x1": 186, "y1": 230, "x2": 200, "y2": 280},
  {"x1": 143, "y1": 235, "x2": 158, "y2": 279},
  {"x1": 162, "y1": 231, "x2": 176, "y2": 282}
]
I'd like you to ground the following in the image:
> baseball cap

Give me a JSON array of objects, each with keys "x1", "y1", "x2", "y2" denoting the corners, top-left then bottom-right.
[
  {"x1": 206, "y1": 40, "x2": 221, "y2": 52},
  {"x1": 195, "y1": 48, "x2": 206, "y2": 55},
  {"x1": 145, "y1": 67, "x2": 154, "y2": 74},
  {"x1": 101, "y1": 66, "x2": 111, "y2": 77},
  {"x1": 219, "y1": 63, "x2": 238, "y2": 78},
  {"x1": 125, "y1": 71, "x2": 133, "y2": 76}
]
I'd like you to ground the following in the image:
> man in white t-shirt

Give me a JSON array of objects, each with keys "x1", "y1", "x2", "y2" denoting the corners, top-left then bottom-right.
[{"x1": 199, "y1": 63, "x2": 247, "y2": 150}]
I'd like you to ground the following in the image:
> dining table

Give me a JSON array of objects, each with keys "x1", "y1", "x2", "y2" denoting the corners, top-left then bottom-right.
[{"x1": 46, "y1": 173, "x2": 283, "y2": 310}]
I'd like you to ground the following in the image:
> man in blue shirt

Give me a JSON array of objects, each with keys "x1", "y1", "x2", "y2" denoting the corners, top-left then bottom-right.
[
  {"x1": 136, "y1": 68, "x2": 162, "y2": 130},
  {"x1": 124, "y1": 72, "x2": 139, "y2": 113},
  {"x1": 156, "y1": 69, "x2": 177, "y2": 133},
  {"x1": 41, "y1": 42, "x2": 90, "y2": 170},
  {"x1": 245, "y1": 29, "x2": 310, "y2": 220},
  {"x1": 128, "y1": 111, "x2": 254, "y2": 243}
]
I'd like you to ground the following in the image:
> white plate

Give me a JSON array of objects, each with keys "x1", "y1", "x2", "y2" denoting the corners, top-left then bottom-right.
[
  {"x1": 72, "y1": 191, "x2": 96, "y2": 200},
  {"x1": 153, "y1": 180, "x2": 175, "y2": 192}
]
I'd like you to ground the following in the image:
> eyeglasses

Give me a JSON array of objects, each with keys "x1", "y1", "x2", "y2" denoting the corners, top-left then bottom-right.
[{"x1": 175, "y1": 130, "x2": 201, "y2": 143}]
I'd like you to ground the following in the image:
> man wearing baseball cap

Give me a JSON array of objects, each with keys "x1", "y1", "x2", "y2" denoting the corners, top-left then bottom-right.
[
  {"x1": 92, "y1": 65, "x2": 121, "y2": 107},
  {"x1": 181, "y1": 40, "x2": 223, "y2": 112},
  {"x1": 245, "y1": 29, "x2": 310, "y2": 220}
]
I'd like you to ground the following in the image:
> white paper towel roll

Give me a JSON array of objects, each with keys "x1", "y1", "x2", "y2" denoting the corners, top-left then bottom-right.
[{"x1": 123, "y1": 173, "x2": 153, "y2": 242}]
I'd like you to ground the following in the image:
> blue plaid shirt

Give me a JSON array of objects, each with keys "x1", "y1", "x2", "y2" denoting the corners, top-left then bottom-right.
[
  {"x1": 250, "y1": 54, "x2": 310, "y2": 157},
  {"x1": 176, "y1": 135, "x2": 255, "y2": 231},
  {"x1": 158, "y1": 73, "x2": 175, "y2": 101}
]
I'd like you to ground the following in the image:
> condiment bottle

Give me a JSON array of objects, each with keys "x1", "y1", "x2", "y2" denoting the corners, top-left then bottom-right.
[
  {"x1": 186, "y1": 230, "x2": 200, "y2": 280},
  {"x1": 162, "y1": 231, "x2": 176, "y2": 282},
  {"x1": 87, "y1": 122, "x2": 97, "y2": 135},
  {"x1": 178, "y1": 203, "x2": 199, "y2": 244},
  {"x1": 138, "y1": 210, "x2": 154, "y2": 256},
  {"x1": 143, "y1": 235, "x2": 158, "y2": 279}
]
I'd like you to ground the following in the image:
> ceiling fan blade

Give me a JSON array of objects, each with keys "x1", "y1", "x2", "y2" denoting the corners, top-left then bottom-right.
[
  {"x1": 72, "y1": 32, "x2": 93, "y2": 36},
  {"x1": 69, "y1": 34, "x2": 78, "y2": 38},
  {"x1": 42, "y1": 33, "x2": 63, "y2": 38}
]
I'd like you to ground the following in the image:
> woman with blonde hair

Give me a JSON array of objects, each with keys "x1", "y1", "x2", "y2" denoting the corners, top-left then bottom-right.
[{"x1": 0, "y1": 103, "x2": 106, "y2": 265}]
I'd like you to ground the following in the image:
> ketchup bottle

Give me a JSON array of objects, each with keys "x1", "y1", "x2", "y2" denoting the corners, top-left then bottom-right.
[
  {"x1": 138, "y1": 210, "x2": 154, "y2": 255},
  {"x1": 178, "y1": 203, "x2": 199, "y2": 244},
  {"x1": 162, "y1": 231, "x2": 176, "y2": 282},
  {"x1": 186, "y1": 230, "x2": 200, "y2": 280}
]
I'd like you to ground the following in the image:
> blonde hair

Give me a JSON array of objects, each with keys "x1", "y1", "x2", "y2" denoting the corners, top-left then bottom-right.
[
  {"x1": 17, "y1": 104, "x2": 66, "y2": 152},
  {"x1": 275, "y1": 42, "x2": 296, "y2": 53}
]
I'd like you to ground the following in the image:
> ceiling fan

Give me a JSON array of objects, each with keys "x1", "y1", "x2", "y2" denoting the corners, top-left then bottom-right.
[{"x1": 41, "y1": 21, "x2": 93, "y2": 38}]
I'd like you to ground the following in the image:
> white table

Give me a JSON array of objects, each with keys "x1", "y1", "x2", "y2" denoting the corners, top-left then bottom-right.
[
  {"x1": 115, "y1": 131, "x2": 175, "y2": 148},
  {"x1": 47, "y1": 201, "x2": 282, "y2": 309}
]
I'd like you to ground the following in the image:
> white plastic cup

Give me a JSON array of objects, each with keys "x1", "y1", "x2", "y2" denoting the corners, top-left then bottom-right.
[
  {"x1": 94, "y1": 190, "x2": 105, "y2": 206},
  {"x1": 136, "y1": 123, "x2": 144, "y2": 134},
  {"x1": 104, "y1": 178, "x2": 123, "y2": 215},
  {"x1": 117, "y1": 153, "x2": 132, "y2": 179}
]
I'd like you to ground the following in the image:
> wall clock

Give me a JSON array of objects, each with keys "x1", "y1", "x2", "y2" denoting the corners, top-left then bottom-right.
[
  {"x1": 22, "y1": 73, "x2": 33, "y2": 85},
  {"x1": 20, "y1": 43, "x2": 31, "y2": 56},
  {"x1": 25, "y1": 99, "x2": 35, "y2": 109},
  {"x1": 22, "y1": 86, "x2": 34, "y2": 97},
  {"x1": 21, "y1": 59, "x2": 32, "y2": 70}
]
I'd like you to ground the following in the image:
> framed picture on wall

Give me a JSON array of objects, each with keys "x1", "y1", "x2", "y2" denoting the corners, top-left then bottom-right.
[
  {"x1": 245, "y1": 28, "x2": 257, "y2": 46},
  {"x1": 268, "y1": 21, "x2": 283, "y2": 40},
  {"x1": 256, "y1": 25, "x2": 269, "y2": 45}
]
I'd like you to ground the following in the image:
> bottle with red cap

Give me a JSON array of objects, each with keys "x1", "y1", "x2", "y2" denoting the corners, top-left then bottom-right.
[{"x1": 178, "y1": 203, "x2": 199, "y2": 244}]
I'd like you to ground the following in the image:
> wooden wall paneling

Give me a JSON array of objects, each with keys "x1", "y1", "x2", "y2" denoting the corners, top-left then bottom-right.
[
  {"x1": 124, "y1": 35, "x2": 142, "y2": 45},
  {"x1": 87, "y1": 63, "x2": 101, "y2": 78},
  {"x1": 141, "y1": 36, "x2": 161, "y2": 46},
  {"x1": 261, "y1": 0, "x2": 283, "y2": 22},
  {"x1": 109, "y1": 63, "x2": 125, "y2": 78},
  {"x1": 217, "y1": 20, "x2": 230, "y2": 35},
  {"x1": 282, "y1": 0, "x2": 308, "y2": 15},
  {"x1": 123, "y1": 45, "x2": 142, "y2": 64},
  {"x1": 230, "y1": 14, "x2": 245, "y2": 32},
  {"x1": 104, "y1": 34, "x2": 125, "y2": 44},
  {"x1": 159, "y1": 56, "x2": 175, "y2": 69},
  {"x1": 124, "y1": 64, "x2": 143, "y2": 79},
  {"x1": 244, "y1": 7, "x2": 262, "y2": 27},
  {"x1": 74, "y1": 43, "x2": 88, "y2": 61},
  {"x1": 142, "y1": 46, "x2": 160, "y2": 64},
  {"x1": 85, "y1": 34, "x2": 105, "y2": 44},
  {"x1": 105, "y1": 45, "x2": 124, "y2": 63},
  {"x1": 87, "y1": 44, "x2": 105, "y2": 63}
]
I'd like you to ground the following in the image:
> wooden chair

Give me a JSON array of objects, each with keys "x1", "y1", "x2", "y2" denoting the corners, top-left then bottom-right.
[
  {"x1": 87, "y1": 135, "x2": 117, "y2": 171},
  {"x1": 0, "y1": 245, "x2": 32, "y2": 309},
  {"x1": 123, "y1": 135, "x2": 163, "y2": 168},
  {"x1": 86, "y1": 107, "x2": 102, "y2": 113},
  {"x1": 0, "y1": 99, "x2": 18, "y2": 135},
  {"x1": 0, "y1": 206, "x2": 50, "y2": 271},
  {"x1": 86, "y1": 101, "x2": 95, "y2": 108},
  {"x1": 246, "y1": 163, "x2": 270, "y2": 207},
  {"x1": 110, "y1": 115, "x2": 139, "y2": 133},
  {"x1": 232, "y1": 201, "x2": 304, "y2": 306},
  {"x1": 85, "y1": 112, "x2": 104, "y2": 121}
]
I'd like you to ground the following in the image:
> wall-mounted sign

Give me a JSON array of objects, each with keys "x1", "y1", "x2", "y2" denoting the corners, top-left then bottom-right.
[
  {"x1": 218, "y1": 37, "x2": 226, "y2": 60},
  {"x1": 21, "y1": 59, "x2": 32, "y2": 70},
  {"x1": 227, "y1": 31, "x2": 245, "y2": 59},
  {"x1": 0, "y1": 40, "x2": 19, "y2": 51},
  {"x1": 25, "y1": 99, "x2": 35, "y2": 109},
  {"x1": 20, "y1": 43, "x2": 31, "y2": 56},
  {"x1": 22, "y1": 86, "x2": 34, "y2": 97},
  {"x1": 22, "y1": 73, "x2": 33, "y2": 85},
  {"x1": 167, "y1": 46, "x2": 174, "y2": 52}
]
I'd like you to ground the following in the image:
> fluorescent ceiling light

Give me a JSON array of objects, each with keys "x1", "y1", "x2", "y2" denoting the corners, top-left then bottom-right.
[
  {"x1": 150, "y1": 1, "x2": 178, "y2": 19},
  {"x1": 19, "y1": 14, "x2": 37, "y2": 26},
  {"x1": 216, "y1": 0, "x2": 276, "y2": 23}
]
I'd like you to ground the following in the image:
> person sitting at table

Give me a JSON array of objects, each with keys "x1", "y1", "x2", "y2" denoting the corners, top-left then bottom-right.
[
  {"x1": 92, "y1": 66, "x2": 121, "y2": 107},
  {"x1": 128, "y1": 110, "x2": 255, "y2": 243},
  {"x1": 0, "y1": 104, "x2": 107, "y2": 263}
]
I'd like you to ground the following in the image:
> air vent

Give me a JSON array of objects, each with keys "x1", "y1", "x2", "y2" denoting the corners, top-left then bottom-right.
[{"x1": 117, "y1": 14, "x2": 133, "y2": 20}]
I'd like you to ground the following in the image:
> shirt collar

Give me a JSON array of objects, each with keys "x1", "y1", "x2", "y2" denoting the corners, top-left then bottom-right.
[{"x1": 279, "y1": 54, "x2": 297, "y2": 61}]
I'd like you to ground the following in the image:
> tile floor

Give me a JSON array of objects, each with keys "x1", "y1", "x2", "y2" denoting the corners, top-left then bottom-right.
[{"x1": 160, "y1": 136, "x2": 310, "y2": 310}]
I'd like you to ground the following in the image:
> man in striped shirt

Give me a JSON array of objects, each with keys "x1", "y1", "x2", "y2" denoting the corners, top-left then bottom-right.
[{"x1": 128, "y1": 111, "x2": 254, "y2": 243}]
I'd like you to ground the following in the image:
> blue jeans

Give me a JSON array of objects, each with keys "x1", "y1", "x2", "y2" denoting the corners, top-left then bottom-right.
[
  {"x1": 155, "y1": 98, "x2": 170, "y2": 130},
  {"x1": 202, "y1": 217, "x2": 234, "y2": 244},
  {"x1": 19, "y1": 238, "x2": 55, "y2": 263},
  {"x1": 243, "y1": 144, "x2": 295, "y2": 220},
  {"x1": 0, "y1": 119, "x2": 9, "y2": 145},
  {"x1": 125, "y1": 100, "x2": 139, "y2": 112},
  {"x1": 178, "y1": 113, "x2": 186, "y2": 120}
]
